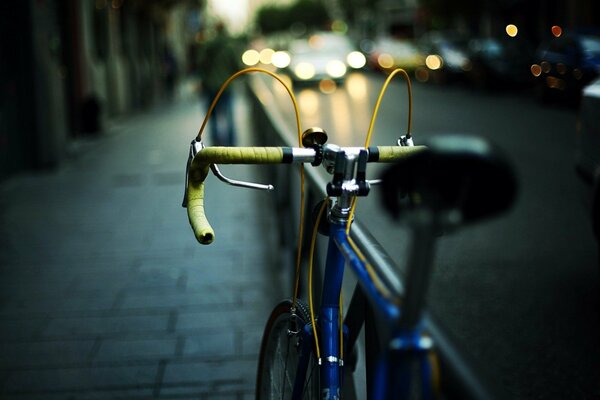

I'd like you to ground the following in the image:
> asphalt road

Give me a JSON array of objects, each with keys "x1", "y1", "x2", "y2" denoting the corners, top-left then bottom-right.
[{"x1": 262, "y1": 71, "x2": 600, "y2": 399}]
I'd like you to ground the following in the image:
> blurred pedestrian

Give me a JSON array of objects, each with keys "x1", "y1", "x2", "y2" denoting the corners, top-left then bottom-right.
[
  {"x1": 162, "y1": 46, "x2": 178, "y2": 99},
  {"x1": 197, "y1": 22, "x2": 240, "y2": 146}
]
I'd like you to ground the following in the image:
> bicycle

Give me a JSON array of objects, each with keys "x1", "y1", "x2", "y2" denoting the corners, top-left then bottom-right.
[{"x1": 183, "y1": 67, "x2": 516, "y2": 399}]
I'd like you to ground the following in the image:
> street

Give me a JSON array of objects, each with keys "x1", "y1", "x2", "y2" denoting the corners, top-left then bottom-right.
[
  {"x1": 0, "y1": 70, "x2": 597, "y2": 399},
  {"x1": 260, "y1": 71, "x2": 600, "y2": 398},
  {"x1": 3, "y1": 1, "x2": 599, "y2": 399}
]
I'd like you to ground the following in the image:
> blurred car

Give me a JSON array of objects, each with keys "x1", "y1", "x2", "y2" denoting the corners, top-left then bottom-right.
[
  {"x1": 285, "y1": 32, "x2": 366, "y2": 84},
  {"x1": 531, "y1": 31, "x2": 600, "y2": 104},
  {"x1": 466, "y1": 36, "x2": 534, "y2": 89},
  {"x1": 418, "y1": 31, "x2": 472, "y2": 83},
  {"x1": 367, "y1": 37, "x2": 425, "y2": 75},
  {"x1": 575, "y1": 76, "x2": 600, "y2": 267}
]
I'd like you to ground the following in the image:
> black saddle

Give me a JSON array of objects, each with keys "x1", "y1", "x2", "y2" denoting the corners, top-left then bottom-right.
[{"x1": 381, "y1": 135, "x2": 517, "y2": 225}]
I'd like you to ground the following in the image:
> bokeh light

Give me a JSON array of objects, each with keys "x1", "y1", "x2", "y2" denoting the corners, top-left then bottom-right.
[
  {"x1": 551, "y1": 25, "x2": 562, "y2": 37},
  {"x1": 308, "y1": 34, "x2": 324, "y2": 49},
  {"x1": 319, "y1": 79, "x2": 337, "y2": 94},
  {"x1": 271, "y1": 51, "x2": 291, "y2": 68},
  {"x1": 259, "y1": 48, "x2": 275, "y2": 64},
  {"x1": 242, "y1": 49, "x2": 260, "y2": 66},
  {"x1": 346, "y1": 73, "x2": 368, "y2": 100},
  {"x1": 326, "y1": 60, "x2": 347, "y2": 79},
  {"x1": 377, "y1": 54, "x2": 394, "y2": 69},
  {"x1": 298, "y1": 89, "x2": 319, "y2": 117},
  {"x1": 425, "y1": 54, "x2": 443, "y2": 70},
  {"x1": 506, "y1": 24, "x2": 518, "y2": 37},
  {"x1": 294, "y1": 62, "x2": 315, "y2": 80},
  {"x1": 331, "y1": 20, "x2": 348, "y2": 34},
  {"x1": 347, "y1": 51, "x2": 366, "y2": 69}
]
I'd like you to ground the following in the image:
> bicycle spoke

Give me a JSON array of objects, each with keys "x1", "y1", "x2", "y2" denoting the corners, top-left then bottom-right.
[
  {"x1": 257, "y1": 301, "x2": 319, "y2": 400},
  {"x1": 303, "y1": 360, "x2": 316, "y2": 399},
  {"x1": 281, "y1": 335, "x2": 291, "y2": 399}
]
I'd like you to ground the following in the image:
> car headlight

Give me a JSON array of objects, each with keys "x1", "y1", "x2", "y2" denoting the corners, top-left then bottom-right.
[
  {"x1": 272, "y1": 51, "x2": 291, "y2": 69},
  {"x1": 294, "y1": 62, "x2": 316, "y2": 80},
  {"x1": 259, "y1": 48, "x2": 275, "y2": 64},
  {"x1": 326, "y1": 60, "x2": 347, "y2": 78},
  {"x1": 242, "y1": 49, "x2": 260, "y2": 66},
  {"x1": 347, "y1": 51, "x2": 366, "y2": 69}
]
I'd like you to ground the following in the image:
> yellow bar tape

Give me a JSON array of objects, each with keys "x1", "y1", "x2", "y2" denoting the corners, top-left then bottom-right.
[
  {"x1": 186, "y1": 147, "x2": 284, "y2": 245},
  {"x1": 186, "y1": 163, "x2": 213, "y2": 244},
  {"x1": 377, "y1": 145, "x2": 427, "y2": 162},
  {"x1": 191, "y1": 147, "x2": 284, "y2": 167}
]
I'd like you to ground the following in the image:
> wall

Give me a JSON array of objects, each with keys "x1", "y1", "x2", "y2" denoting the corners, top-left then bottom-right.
[{"x1": 0, "y1": 0, "x2": 200, "y2": 180}]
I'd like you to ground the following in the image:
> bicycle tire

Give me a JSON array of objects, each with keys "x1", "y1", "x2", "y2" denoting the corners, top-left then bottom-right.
[{"x1": 256, "y1": 299, "x2": 320, "y2": 399}]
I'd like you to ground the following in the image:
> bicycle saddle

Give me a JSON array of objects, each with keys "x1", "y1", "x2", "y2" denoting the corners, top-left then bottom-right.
[{"x1": 381, "y1": 135, "x2": 517, "y2": 225}]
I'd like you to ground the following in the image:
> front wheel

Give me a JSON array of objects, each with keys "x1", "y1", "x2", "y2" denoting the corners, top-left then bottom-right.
[{"x1": 256, "y1": 299, "x2": 320, "y2": 399}]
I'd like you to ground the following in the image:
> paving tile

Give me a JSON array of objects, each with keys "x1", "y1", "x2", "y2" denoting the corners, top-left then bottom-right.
[
  {"x1": 183, "y1": 261, "x2": 241, "y2": 286},
  {"x1": 125, "y1": 266, "x2": 183, "y2": 290},
  {"x1": 41, "y1": 314, "x2": 170, "y2": 337},
  {"x1": 176, "y1": 308, "x2": 268, "y2": 331},
  {"x1": 161, "y1": 358, "x2": 256, "y2": 386},
  {"x1": 0, "y1": 318, "x2": 47, "y2": 341},
  {"x1": 0, "y1": 388, "x2": 155, "y2": 399},
  {"x1": 158, "y1": 384, "x2": 244, "y2": 399},
  {"x1": 241, "y1": 327, "x2": 264, "y2": 357},
  {"x1": 159, "y1": 388, "x2": 250, "y2": 399},
  {"x1": 0, "y1": 293, "x2": 117, "y2": 316},
  {"x1": 240, "y1": 283, "x2": 282, "y2": 305},
  {"x1": 0, "y1": 340, "x2": 96, "y2": 368},
  {"x1": 181, "y1": 331, "x2": 236, "y2": 358},
  {"x1": 120, "y1": 287, "x2": 236, "y2": 310},
  {"x1": 1, "y1": 364, "x2": 157, "y2": 393},
  {"x1": 94, "y1": 338, "x2": 178, "y2": 362},
  {"x1": 67, "y1": 272, "x2": 134, "y2": 293}
]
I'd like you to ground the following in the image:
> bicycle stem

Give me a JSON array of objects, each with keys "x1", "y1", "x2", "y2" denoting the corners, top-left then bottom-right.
[{"x1": 323, "y1": 146, "x2": 371, "y2": 222}]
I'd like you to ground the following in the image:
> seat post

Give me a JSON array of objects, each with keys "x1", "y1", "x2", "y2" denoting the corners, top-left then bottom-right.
[{"x1": 398, "y1": 209, "x2": 439, "y2": 331}]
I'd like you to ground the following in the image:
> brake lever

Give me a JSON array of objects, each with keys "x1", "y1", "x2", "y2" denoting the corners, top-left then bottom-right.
[{"x1": 210, "y1": 164, "x2": 274, "y2": 191}]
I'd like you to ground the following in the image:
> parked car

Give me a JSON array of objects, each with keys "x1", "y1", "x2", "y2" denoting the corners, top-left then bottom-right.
[
  {"x1": 367, "y1": 37, "x2": 425, "y2": 75},
  {"x1": 531, "y1": 32, "x2": 600, "y2": 104},
  {"x1": 285, "y1": 32, "x2": 366, "y2": 84},
  {"x1": 418, "y1": 31, "x2": 472, "y2": 83},
  {"x1": 575, "y1": 76, "x2": 600, "y2": 268},
  {"x1": 466, "y1": 36, "x2": 534, "y2": 89}
]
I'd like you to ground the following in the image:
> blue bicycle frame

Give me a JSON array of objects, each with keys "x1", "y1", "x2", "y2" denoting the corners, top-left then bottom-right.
[{"x1": 293, "y1": 213, "x2": 437, "y2": 400}]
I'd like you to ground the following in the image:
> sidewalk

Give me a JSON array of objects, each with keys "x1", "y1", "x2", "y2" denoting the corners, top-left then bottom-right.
[{"x1": 0, "y1": 94, "x2": 283, "y2": 399}]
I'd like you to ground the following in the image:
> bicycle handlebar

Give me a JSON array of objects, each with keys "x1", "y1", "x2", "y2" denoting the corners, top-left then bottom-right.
[
  {"x1": 186, "y1": 147, "x2": 286, "y2": 244},
  {"x1": 185, "y1": 145, "x2": 424, "y2": 245}
]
